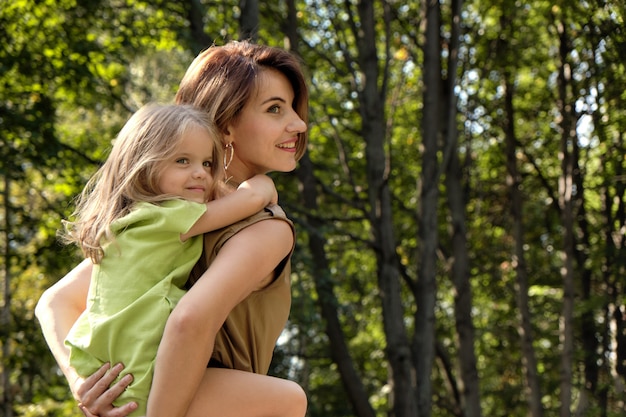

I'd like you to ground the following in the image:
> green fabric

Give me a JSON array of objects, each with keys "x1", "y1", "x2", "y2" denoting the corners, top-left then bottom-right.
[{"x1": 65, "y1": 199, "x2": 206, "y2": 416}]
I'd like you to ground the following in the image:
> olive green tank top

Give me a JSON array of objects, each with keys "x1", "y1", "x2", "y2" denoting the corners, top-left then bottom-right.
[{"x1": 187, "y1": 205, "x2": 295, "y2": 374}]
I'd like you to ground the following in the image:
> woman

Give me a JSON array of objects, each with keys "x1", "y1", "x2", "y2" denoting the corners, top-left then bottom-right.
[{"x1": 35, "y1": 41, "x2": 309, "y2": 417}]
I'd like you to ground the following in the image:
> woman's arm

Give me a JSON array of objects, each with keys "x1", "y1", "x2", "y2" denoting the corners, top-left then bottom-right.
[
  {"x1": 146, "y1": 218, "x2": 294, "y2": 417},
  {"x1": 35, "y1": 259, "x2": 92, "y2": 389},
  {"x1": 35, "y1": 259, "x2": 137, "y2": 417}
]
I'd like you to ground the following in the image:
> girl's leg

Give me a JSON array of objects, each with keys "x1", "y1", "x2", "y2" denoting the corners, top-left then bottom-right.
[{"x1": 184, "y1": 368, "x2": 307, "y2": 417}]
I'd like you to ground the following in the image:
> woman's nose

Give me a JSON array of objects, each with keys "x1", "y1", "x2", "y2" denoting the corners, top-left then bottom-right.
[{"x1": 287, "y1": 112, "x2": 307, "y2": 133}]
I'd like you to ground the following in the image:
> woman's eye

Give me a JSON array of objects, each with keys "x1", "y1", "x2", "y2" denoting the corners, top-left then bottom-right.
[{"x1": 268, "y1": 104, "x2": 280, "y2": 114}]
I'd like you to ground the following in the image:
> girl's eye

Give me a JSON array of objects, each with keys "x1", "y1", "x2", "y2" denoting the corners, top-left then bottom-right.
[
  {"x1": 203, "y1": 160, "x2": 213, "y2": 167},
  {"x1": 176, "y1": 158, "x2": 189, "y2": 164}
]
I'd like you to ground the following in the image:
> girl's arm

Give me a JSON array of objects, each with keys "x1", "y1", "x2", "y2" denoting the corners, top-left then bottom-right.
[
  {"x1": 35, "y1": 259, "x2": 137, "y2": 417},
  {"x1": 146, "y1": 218, "x2": 294, "y2": 417},
  {"x1": 181, "y1": 174, "x2": 277, "y2": 241}
]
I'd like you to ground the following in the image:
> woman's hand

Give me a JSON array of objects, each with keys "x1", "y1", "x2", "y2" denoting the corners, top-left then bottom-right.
[{"x1": 75, "y1": 363, "x2": 138, "y2": 417}]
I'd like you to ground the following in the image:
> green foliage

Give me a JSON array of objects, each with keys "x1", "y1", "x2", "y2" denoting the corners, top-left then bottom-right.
[
  {"x1": 0, "y1": 1, "x2": 197, "y2": 415},
  {"x1": 2, "y1": 0, "x2": 625, "y2": 416}
]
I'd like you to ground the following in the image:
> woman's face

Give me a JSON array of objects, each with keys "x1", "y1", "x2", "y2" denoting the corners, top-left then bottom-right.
[{"x1": 224, "y1": 69, "x2": 307, "y2": 182}]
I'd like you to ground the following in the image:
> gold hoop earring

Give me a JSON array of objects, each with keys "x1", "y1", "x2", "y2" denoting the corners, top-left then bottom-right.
[
  {"x1": 223, "y1": 142, "x2": 234, "y2": 184},
  {"x1": 223, "y1": 142, "x2": 234, "y2": 170}
]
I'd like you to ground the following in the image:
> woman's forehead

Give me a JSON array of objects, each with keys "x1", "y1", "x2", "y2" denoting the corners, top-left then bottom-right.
[{"x1": 253, "y1": 69, "x2": 294, "y2": 100}]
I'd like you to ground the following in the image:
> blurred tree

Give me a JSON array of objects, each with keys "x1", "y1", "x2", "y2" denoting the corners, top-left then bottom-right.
[
  {"x1": 0, "y1": 0, "x2": 193, "y2": 414},
  {"x1": 2, "y1": 0, "x2": 625, "y2": 416}
]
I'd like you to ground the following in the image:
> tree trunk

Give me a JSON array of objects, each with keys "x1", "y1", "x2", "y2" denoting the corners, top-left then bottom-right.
[
  {"x1": 441, "y1": 0, "x2": 482, "y2": 415},
  {"x1": 295, "y1": 153, "x2": 377, "y2": 417},
  {"x1": 572, "y1": 113, "x2": 596, "y2": 417},
  {"x1": 284, "y1": 0, "x2": 298, "y2": 51},
  {"x1": 414, "y1": 1, "x2": 441, "y2": 416},
  {"x1": 285, "y1": 3, "x2": 375, "y2": 416},
  {"x1": 592, "y1": 41, "x2": 625, "y2": 413},
  {"x1": 184, "y1": 0, "x2": 213, "y2": 53},
  {"x1": 2, "y1": 174, "x2": 12, "y2": 417},
  {"x1": 352, "y1": 1, "x2": 416, "y2": 416},
  {"x1": 238, "y1": 0, "x2": 259, "y2": 41},
  {"x1": 555, "y1": 16, "x2": 575, "y2": 417},
  {"x1": 502, "y1": 76, "x2": 543, "y2": 417},
  {"x1": 445, "y1": 147, "x2": 483, "y2": 417}
]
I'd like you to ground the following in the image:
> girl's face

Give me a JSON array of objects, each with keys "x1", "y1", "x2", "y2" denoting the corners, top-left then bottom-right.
[
  {"x1": 158, "y1": 125, "x2": 216, "y2": 203},
  {"x1": 224, "y1": 69, "x2": 307, "y2": 182}
]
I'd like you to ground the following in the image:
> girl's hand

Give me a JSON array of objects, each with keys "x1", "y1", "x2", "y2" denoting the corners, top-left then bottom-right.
[
  {"x1": 238, "y1": 174, "x2": 278, "y2": 205},
  {"x1": 75, "y1": 363, "x2": 138, "y2": 417},
  {"x1": 266, "y1": 204, "x2": 286, "y2": 218}
]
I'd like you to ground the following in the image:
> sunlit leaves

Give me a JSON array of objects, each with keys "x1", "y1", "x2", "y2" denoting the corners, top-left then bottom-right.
[
  {"x1": 1, "y1": 1, "x2": 199, "y2": 414},
  {"x1": 2, "y1": 0, "x2": 625, "y2": 416}
]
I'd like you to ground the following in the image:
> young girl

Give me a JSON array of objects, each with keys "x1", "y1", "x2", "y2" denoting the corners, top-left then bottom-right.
[{"x1": 61, "y1": 103, "x2": 278, "y2": 416}]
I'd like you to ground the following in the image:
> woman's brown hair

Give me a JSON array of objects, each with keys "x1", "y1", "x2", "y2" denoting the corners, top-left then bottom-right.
[{"x1": 175, "y1": 41, "x2": 309, "y2": 160}]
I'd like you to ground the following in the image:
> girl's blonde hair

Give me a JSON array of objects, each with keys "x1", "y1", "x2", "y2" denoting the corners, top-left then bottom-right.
[{"x1": 61, "y1": 103, "x2": 222, "y2": 263}]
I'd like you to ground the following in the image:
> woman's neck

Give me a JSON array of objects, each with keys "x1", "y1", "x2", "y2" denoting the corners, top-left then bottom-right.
[
  {"x1": 225, "y1": 176, "x2": 241, "y2": 188},
  {"x1": 225, "y1": 161, "x2": 256, "y2": 186}
]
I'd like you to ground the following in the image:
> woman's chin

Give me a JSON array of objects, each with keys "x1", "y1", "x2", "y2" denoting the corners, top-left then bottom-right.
[{"x1": 275, "y1": 160, "x2": 298, "y2": 173}]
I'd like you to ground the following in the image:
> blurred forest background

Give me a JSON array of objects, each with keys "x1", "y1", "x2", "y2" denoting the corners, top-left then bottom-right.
[{"x1": 1, "y1": 0, "x2": 625, "y2": 416}]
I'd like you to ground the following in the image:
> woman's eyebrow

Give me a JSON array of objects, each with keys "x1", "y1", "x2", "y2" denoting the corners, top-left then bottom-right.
[{"x1": 261, "y1": 96, "x2": 287, "y2": 105}]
